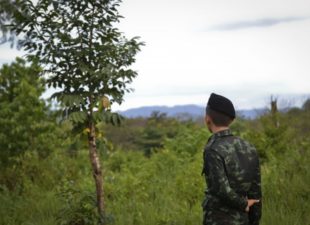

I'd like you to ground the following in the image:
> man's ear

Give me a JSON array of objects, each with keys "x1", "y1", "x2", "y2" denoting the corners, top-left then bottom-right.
[{"x1": 205, "y1": 114, "x2": 211, "y2": 126}]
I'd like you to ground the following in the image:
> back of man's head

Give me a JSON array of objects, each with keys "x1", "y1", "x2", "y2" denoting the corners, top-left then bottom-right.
[
  {"x1": 206, "y1": 107, "x2": 233, "y2": 127},
  {"x1": 206, "y1": 93, "x2": 235, "y2": 127}
]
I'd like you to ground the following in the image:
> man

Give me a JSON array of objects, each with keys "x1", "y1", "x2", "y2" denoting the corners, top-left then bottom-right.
[{"x1": 202, "y1": 93, "x2": 262, "y2": 225}]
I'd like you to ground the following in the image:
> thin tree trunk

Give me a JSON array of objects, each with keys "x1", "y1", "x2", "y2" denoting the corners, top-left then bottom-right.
[
  {"x1": 87, "y1": 120, "x2": 105, "y2": 223},
  {"x1": 270, "y1": 96, "x2": 279, "y2": 128}
]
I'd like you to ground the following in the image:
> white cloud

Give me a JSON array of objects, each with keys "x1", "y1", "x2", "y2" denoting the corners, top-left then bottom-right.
[
  {"x1": 1, "y1": 0, "x2": 310, "y2": 111},
  {"x1": 208, "y1": 17, "x2": 310, "y2": 31},
  {"x1": 117, "y1": 34, "x2": 309, "y2": 109},
  {"x1": 0, "y1": 44, "x2": 25, "y2": 63}
]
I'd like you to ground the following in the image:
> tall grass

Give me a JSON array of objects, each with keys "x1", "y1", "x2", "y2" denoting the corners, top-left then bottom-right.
[{"x1": 0, "y1": 130, "x2": 309, "y2": 225}]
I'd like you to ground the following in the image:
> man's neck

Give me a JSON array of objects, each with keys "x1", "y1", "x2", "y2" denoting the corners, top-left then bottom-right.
[{"x1": 212, "y1": 126, "x2": 229, "y2": 134}]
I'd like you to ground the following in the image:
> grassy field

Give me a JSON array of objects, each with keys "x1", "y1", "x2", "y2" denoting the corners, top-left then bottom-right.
[{"x1": 0, "y1": 120, "x2": 309, "y2": 225}]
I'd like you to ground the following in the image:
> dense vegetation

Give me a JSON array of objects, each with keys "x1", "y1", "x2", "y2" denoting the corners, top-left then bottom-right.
[{"x1": 0, "y1": 59, "x2": 310, "y2": 225}]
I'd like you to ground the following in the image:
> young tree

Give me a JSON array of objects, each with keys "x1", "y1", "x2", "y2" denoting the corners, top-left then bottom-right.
[{"x1": 1, "y1": 0, "x2": 143, "y2": 222}]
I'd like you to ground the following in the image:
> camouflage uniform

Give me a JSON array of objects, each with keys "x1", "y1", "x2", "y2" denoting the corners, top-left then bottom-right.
[{"x1": 202, "y1": 129, "x2": 262, "y2": 225}]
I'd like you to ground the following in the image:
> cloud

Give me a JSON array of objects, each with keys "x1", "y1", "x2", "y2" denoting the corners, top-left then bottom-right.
[{"x1": 208, "y1": 16, "x2": 310, "y2": 31}]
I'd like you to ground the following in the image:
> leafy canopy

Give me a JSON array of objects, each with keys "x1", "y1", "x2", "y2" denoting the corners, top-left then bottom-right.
[{"x1": 2, "y1": 0, "x2": 143, "y2": 124}]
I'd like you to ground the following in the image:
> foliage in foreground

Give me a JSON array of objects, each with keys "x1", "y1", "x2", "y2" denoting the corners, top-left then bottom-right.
[{"x1": 0, "y1": 109, "x2": 310, "y2": 225}]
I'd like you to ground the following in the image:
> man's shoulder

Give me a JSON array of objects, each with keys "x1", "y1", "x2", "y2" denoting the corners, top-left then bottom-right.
[
  {"x1": 211, "y1": 135, "x2": 257, "y2": 156},
  {"x1": 232, "y1": 136, "x2": 255, "y2": 148},
  {"x1": 212, "y1": 135, "x2": 237, "y2": 148}
]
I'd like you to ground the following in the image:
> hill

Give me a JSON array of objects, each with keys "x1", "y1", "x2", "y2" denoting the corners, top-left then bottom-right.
[{"x1": 119, "y1": 105, "x2": 267, "y2": 119}]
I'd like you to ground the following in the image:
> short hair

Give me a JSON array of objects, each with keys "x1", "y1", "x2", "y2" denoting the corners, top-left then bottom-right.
[{"x1": 206, "y1": 107, "x2": 233, "y2": 127}]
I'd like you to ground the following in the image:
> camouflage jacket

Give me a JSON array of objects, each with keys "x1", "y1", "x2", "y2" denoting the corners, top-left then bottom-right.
[{"x1": 202, "y1": 129, "x2": 262, "y2": 225}]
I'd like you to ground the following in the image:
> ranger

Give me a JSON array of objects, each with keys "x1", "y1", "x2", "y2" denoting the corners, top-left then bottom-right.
[{"x1": 202, "y1": 93, "x2": 262, "y2": 225}]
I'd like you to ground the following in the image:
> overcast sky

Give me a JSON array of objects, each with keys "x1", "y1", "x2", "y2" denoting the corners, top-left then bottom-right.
[{"x1": 1, "y1": 0, "x2": 310, "y2": 110}]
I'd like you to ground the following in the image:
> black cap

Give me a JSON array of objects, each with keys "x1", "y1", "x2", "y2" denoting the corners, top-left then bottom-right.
[{"x1": 207, "y1": 93, "x2": 236, "y2": 119}]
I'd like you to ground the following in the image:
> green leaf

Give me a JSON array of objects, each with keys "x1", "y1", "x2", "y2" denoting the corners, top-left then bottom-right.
[{"x1": 68, "y1": 111, "x2": 87, "y2": 124}]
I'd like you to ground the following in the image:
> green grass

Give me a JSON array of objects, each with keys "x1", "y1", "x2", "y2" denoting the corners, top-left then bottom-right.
[{"x1": 0, "y1": 136, "x2": 309, "y2": 225}]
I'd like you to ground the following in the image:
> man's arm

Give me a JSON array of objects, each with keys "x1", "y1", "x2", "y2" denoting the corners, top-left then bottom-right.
[
  {"x1": 247, "y1": 154, "x2": 262, "y2": 225},
  {"x1": 205, "y1": 149, "x2": 248, "y2": 211}
]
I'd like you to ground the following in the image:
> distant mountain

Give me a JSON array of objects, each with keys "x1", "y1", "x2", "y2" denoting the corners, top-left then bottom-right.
[
  {"x1": 237, "y1": 108, "x2": 267, "y2": 119},
  {"x1": 119, "y1": 105, "x2": 267, "y2": 119},
  {"x1": 119, "y1": 105, "x2": 204, "y2": 118}
]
